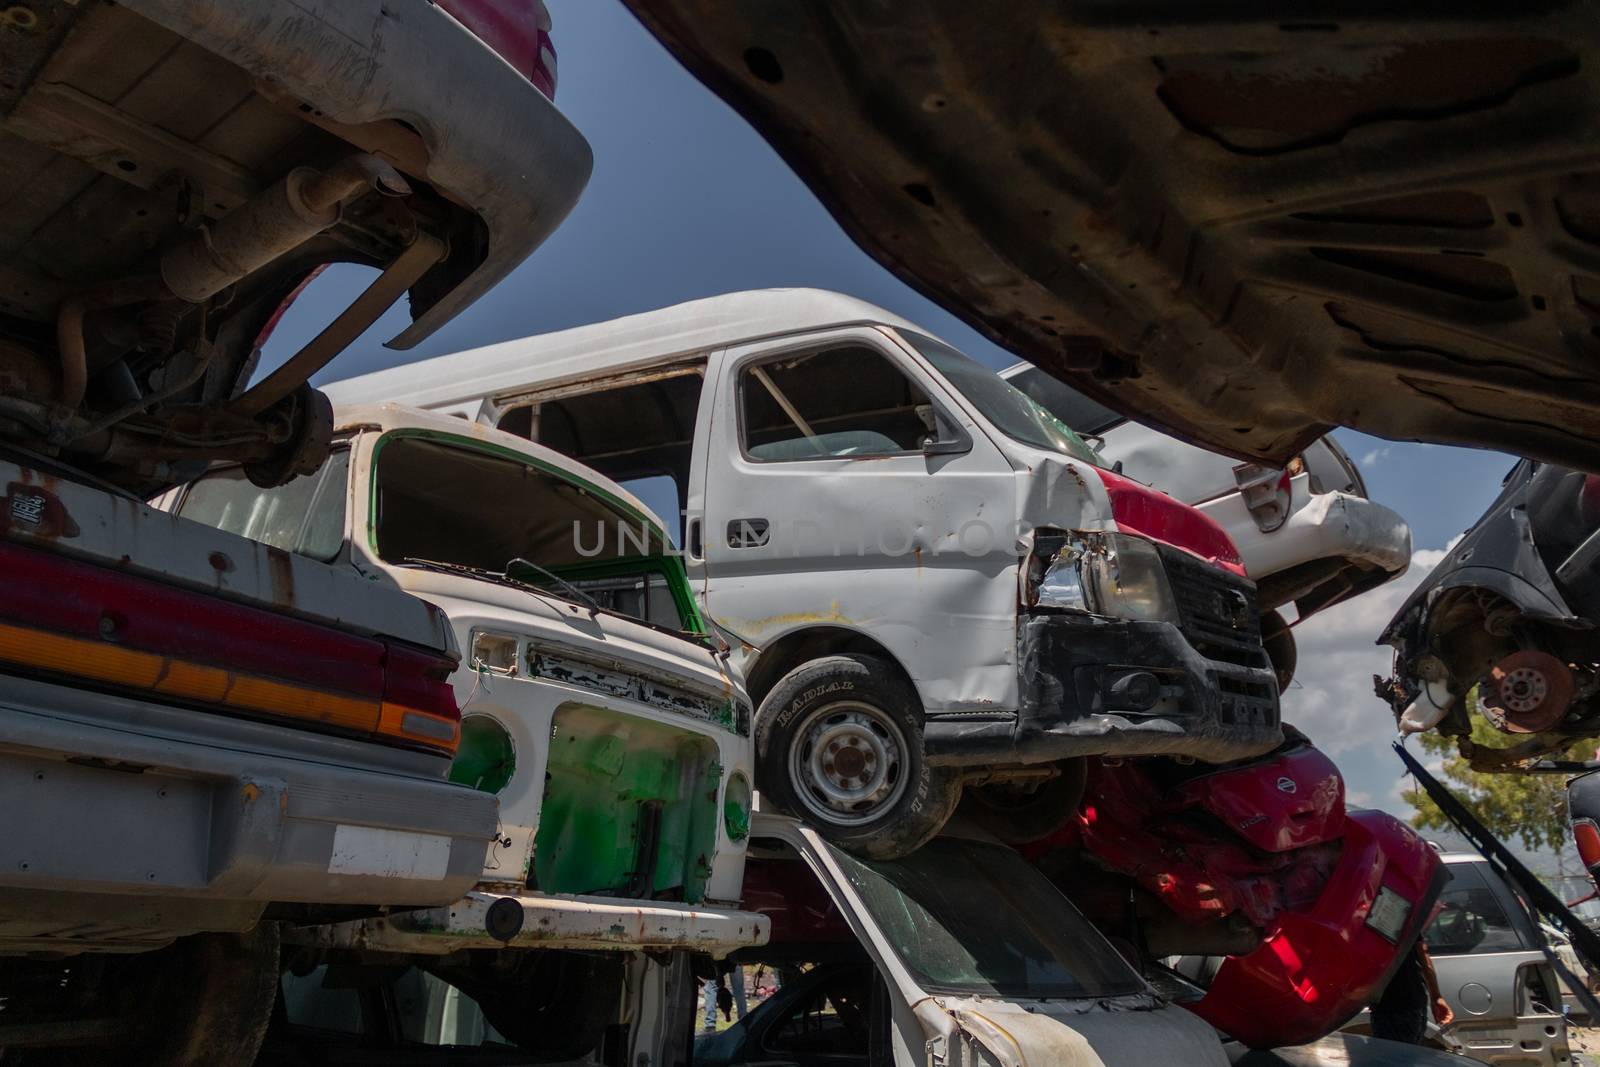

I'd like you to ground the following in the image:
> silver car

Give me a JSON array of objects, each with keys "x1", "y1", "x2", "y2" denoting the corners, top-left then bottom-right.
[{"x1": 1427, "y1": 853, "x2": 1575, "y2": 1066}]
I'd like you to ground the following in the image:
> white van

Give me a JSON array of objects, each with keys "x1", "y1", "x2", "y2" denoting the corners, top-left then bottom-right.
[{"x1": 327, "y1": 289, "x2": 1282, "y2": 856}]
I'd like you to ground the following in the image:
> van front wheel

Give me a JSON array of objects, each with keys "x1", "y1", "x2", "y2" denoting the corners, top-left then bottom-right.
[{"x1": 756, "y1": 654, "x2": 959, "y2": 859}]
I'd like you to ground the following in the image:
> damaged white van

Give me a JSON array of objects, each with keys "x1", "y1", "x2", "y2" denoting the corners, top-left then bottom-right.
[
  {"x1": 327, "y1": 289, "x2": 1283, "y2": 857},
  {"x1": 164, "y1": 404, "x2": 766, "y2": 1061}
]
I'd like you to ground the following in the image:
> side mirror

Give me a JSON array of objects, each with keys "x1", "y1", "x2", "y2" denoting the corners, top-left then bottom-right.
[{"x1": 922, "y1": 408, "x2": 971, "y2": 457}]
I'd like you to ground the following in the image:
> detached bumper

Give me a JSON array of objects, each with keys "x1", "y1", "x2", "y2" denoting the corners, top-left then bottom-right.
[
  {"x1": 0, "y1": 676, "x2": 496, "y2": 952},
  {"x1": 925, "y1": 613, "x2": 1281, "y2": 767},
  {"x1": 302, "y1": 890, "x2": 771, "y2": 959}
]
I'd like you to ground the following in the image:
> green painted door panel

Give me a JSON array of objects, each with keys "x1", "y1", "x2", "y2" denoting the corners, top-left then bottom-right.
[{"x1": 534, "y1": 703, "x2": 722, "y2": 903}]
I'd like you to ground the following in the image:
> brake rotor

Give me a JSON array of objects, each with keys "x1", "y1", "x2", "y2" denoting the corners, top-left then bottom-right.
[{"x1": 1480, "y1": 650, "x2": 1575, "y2": 733}]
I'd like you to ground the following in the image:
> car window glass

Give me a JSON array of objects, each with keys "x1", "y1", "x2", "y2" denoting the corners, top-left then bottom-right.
[
  {"x1": 1004, "y1": 364, "x2": 1126, "y2": 438},
  {"x1": 178, "y1": 449, "x2": 348, "y2": 562},
  {"x1": 900, "y1": 332, "x2": 1102, "y2": 464},
  {"x1": 763, "y1": 967, "x2": 871, "y2": 1057},
  {"x1": 831, "y1": 838, "x2": 1145, "y2": 999},
  {"x1": 740, "y1": 346, "x2": 933, "y2": 460},
  {"x1": 1425, "y1": 864, "x2": 1527, "y2": 954}
]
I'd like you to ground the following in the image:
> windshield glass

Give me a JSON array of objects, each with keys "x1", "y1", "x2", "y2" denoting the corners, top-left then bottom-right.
[
  {"x1": 372, "y1": 434, "x2": 692, "y2": 631},
  {"x1": 831, "y1": 837, "x2": 1145, "y2": 999},
  {"x1": 899, "y1": 331, "x2": 1102, "y2": 465},
  {"x1": 1004, "y1": 364, "x2": 1126, "y2": 437}
]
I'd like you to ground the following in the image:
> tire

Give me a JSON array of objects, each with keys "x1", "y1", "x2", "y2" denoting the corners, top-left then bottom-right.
[
  {"x1": 756, "y1": 653, "x2": 961, "y2": 859},
  {"x1": 1369, "y1": 947, "x2": 1430, "y2": 1046},
  {"x1": 425, "y1": 950, "x2": 624, "y2": 1062},
  {"x1": 961, "y1": 758, "x2": 1087, "y2": 845}
]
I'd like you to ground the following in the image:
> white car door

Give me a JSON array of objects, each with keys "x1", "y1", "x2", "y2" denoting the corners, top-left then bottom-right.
[{"x1": 693, "y1": 327, "x2": 1020, "y2": 715}]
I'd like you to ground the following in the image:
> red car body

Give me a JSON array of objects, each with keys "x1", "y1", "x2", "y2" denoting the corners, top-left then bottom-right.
[{"x1": 1036, "y1": 738, "x2": 1442, "y2": 1048}]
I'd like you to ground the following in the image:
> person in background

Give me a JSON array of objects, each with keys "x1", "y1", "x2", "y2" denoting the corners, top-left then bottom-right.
[{"x1": 702, "y1": 963, "x2": 748, "y2": 1031}]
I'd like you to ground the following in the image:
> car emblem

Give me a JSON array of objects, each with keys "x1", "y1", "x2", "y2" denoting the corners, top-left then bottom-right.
[{"x1": 1276, "y1": 776, "x2": 1297, "y2": 794}]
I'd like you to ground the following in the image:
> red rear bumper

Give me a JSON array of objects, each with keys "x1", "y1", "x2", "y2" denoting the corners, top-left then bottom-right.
[{"x1": 1186, "y1": 808, "x2": 1444, "y2": 1049}]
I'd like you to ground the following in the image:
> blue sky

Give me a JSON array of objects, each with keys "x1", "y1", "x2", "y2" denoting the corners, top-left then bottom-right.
[{"x1": 262, "y1": 0, "x2": 1526, "y2": 826}]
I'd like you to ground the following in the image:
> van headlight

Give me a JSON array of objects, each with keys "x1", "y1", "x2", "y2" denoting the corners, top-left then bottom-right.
[{"x1": 1030, "y1": 531, "x2": 1180, "y2": 624}]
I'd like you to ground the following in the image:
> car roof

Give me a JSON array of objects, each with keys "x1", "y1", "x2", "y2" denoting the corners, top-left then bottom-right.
[
  {"x1": 333, "y1": 402, "x2": 669, "y2": 534},
  {"x1": 323, "y1": 287, "x2": 930, "y2": 413}
]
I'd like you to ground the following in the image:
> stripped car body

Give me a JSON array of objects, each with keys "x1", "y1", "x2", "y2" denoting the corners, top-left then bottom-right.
[
  {"x1": 169, "y1": 404, "x2": 768, "y2": 1055},
  {"x1": 326, "y1": 288, "x2": 1282, "y2": 855},
  {"x1": 620, "y1": 1, "x2": 1600, "y2": 474},
  {"x1": 1028, "y1": 730, "x2": 1442, "y2": 1050},
  {"x1": 1384, "y1": 461, "x2": 1600, "y2": 769},
  {"x1": 171, "y1": 404, "x2": 764, "y2": 947},
  {"x1": 1, "y1": 0, "x2": 590, "y2": 496},
  {"x1": 1005, "y1": 361, "x2": 1412, "y2": 685}
]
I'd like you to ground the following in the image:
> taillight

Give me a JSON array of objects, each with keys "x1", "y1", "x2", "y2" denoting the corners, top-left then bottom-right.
[
  {"x1": 437, "y1": 0, "x2": 558, "y2": 100},
  {"x1": 0, "y1": 540, "x2": 459, "y2": 756},
  {"x1": 379, "y1": 644, "x2": 462, "y2": 749},
  {"x1": 1575, "y1": 817, "x2": 1600, "y2": 871}
]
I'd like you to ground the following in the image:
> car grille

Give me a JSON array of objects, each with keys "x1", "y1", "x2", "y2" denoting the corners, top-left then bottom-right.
[{"x1": 1158, "y1": 544, "x2": 1271, "y2": 671}]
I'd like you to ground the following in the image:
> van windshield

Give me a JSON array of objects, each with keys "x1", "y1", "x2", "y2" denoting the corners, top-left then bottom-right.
[
  {"x1": 372, "y1": 434, "x2": 698, "y2": 634},
  {"x1": 830, "y1": 837, "x2": 1145, "y2": 1000},
  {"x1": 899, "y1": 331, "x2": 1102, "y2": 465}
]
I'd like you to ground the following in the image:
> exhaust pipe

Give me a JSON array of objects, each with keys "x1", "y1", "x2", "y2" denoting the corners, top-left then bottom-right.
[{"x1": 56, "y1": 155, "x2": 410, "y2": 409}]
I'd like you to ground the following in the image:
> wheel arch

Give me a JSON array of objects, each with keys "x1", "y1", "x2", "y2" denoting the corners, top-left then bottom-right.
[{"x1": 746, "y1": 625, "x2": 919, "y2": 710}]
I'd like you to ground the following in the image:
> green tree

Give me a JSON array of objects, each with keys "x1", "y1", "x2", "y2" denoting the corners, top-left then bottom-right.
[{"x1": 1406, "y1": 693, "x2": 1593, "y2": 853}]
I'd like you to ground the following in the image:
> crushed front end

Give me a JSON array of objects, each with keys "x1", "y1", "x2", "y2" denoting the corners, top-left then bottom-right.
[
  {"x1": 1034, "y1": 734, "x2": 1443, "y2": 1049},
  {"x1": 932, "y1": 489, "x2": 1281, "y2": 767}
]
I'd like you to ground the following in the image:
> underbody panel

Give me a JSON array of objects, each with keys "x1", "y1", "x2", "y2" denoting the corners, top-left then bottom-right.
[{"x1": 624, "y1": 2, "x2": 1600, "y2": 470}]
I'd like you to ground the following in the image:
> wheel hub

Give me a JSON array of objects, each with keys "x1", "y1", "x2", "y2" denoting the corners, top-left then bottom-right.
[
  {"x1": 1481, "y1": 649, "x2": 1575, "y2": 733},
  {"x1": 787, "y1": 701, "x2": 909, "y2": 826}
]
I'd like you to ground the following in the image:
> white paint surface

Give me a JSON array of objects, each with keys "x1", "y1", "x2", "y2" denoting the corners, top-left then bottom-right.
[{"x1": 328, "y1": 825, "x2": 452, "y2": 880}]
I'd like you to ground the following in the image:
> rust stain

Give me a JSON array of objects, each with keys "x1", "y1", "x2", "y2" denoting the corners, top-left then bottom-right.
[
  {"x1": 264, "y1": 545, "x2": 296, "y2": 607},
  {"x1": 241, "y1": 782, "x2": 261, "y2": 803}
]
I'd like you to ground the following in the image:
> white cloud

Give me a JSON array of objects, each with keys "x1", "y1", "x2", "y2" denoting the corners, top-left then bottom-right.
[
  {"x1": 1361, "y1": 445, "x2": 1393, "y2": 468},
  {"x1": 1279, "y1": 547, "x2": 1446, "y2": 816}
]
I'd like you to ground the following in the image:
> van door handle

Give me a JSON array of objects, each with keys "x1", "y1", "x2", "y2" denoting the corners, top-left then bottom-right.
[
  {"x1": 687, "y1": 517, "x2": 703, "y2": 560},
  {"x1": 727, "y1": 518, "x2": 770, "y2": 549}
]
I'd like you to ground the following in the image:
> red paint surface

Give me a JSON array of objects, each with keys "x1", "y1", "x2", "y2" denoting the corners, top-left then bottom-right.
[
  {"x1": 1094, "y1": 466, "x2": 1246, "y2": 576},
  {"x1": 437, "y1": 0, "x2": 557, "y2": 98},
  {"x1": 1030, "y1": 738, "x2": 1435, "y2": 1048},
  {"x1": 1189, "y1": 809, "x2": 1440, "y2": 1048},
  {"x1": 0, "y1": 539, "x2": 459, "y2": 726},
  {"x1": 1172, "y1": 743, "x2": 1346, "y2": 854}
]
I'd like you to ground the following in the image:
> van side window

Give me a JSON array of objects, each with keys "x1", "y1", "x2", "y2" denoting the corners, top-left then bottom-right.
[{"x1": 740, "y1": 346, "x2": 935, "y2": 461}]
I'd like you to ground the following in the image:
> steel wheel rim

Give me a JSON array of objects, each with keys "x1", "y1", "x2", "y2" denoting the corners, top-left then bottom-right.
[{"x1": 786, "y1": 700, "x2": 909, "y2": 826}]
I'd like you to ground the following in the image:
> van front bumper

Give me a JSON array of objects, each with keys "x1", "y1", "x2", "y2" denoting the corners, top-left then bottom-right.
[{"x1": 923, "y1": 613, "x2": 1281, "y2": 767}]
